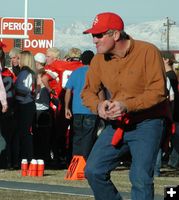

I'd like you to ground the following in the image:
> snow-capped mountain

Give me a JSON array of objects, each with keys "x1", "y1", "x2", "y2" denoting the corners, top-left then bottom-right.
[
  {"x1": 54, "y1": 19, "x2": 179, "y2": 51},
  {"x1": 55, "y1": 22, "x2": 93, "y2": 51},
  {"x1": 126, "y1": 20, "x2": 179, "y2": 50}
]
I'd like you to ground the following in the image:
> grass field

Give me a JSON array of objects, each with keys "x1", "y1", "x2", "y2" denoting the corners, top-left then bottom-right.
[{"x1": 0, "y1": 166, "x2": 178, "y2": 200}]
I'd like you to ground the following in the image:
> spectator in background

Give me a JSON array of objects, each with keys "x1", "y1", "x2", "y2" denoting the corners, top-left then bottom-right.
[
  {"x1": 0, "y1": 42, "x2": 8, "y2": 156},
  {"x1": 41, "y1": 47, "x2": 62, "y2": 108},
  {"x1": 41, "y1": 47, "x2": 83, "y2": 167},
  {"x1": 0, "y1": 85, "x2": 7, "y2": 157},
  {"x1": 162, "y1": 51, "x2": 179, "y2": 121},
  {"x1": 9, "y1": 47, "x2": 22, "y2": 77},
  {"x1": 34, "y1": 52, "x2": 46, "y2": 71},
  {"x1": 33, "y1": 52, "x2": 51, "y2": 163},
  {"x1": 65, "y1": 50, "x2": 99, "y2": 160},
  {"x1": 154, "y1": 76, "x2": 174, "y2": 176},
  {"x1": 0, "y1": 41, "x2": 17, "y2": 169},
  {"x1": 14, "y1": 50, "x2": 36, "y2": 165},
  {"x1": 0, "y1": 76, "x2": 8, "y2": 113},
  {"x1": 0, "y1": 42, "x2": 8, "y2": 113},
  {"x1": 58, "y1": 47, "x2": 84, "y2": 165},
  {"x1": 63, "y1": 47, "x2": 83, "y2": 88},
  {"x1": 81, "y1": 12, "x2": 168, "y2": 200},
  {"x1": 64, "y1": 47, "x2": 82, "y2": 62},
  {"x1": 162, "y1": 51, "x2": 179, "y2": 169},
  {"x1": 41, "y1": 47, "x2": 64, "y2": 167}
]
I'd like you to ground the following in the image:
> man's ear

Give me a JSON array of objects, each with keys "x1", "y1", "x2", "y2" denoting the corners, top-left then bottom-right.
[{"x1": 113, "y1": 31, "x2": 120, "y2": 41}]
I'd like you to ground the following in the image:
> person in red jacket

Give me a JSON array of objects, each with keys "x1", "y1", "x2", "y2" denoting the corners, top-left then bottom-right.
[{"x1": 41, "y1": 47, "x2": 83, "y2": 167}]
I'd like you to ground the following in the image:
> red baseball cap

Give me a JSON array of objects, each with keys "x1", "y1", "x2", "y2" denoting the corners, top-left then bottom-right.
[{"x1": 83, "y1": 12, "x2": 124, "y2": 34}]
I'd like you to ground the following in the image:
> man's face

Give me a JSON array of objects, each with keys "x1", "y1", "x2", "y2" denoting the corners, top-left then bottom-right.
[
  {"x1": 10, "y1": 55, "x2": 20, "y2": 67},
  {"x1": 92, "y1": 31, "x2": 116, "y2": 54},
  {"x1": 46, "y1": 52, "x2": 56, "y2": 65}
]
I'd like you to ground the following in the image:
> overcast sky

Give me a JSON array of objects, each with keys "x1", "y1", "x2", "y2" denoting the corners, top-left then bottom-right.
[{"x1": 0, "y1": 0, "x2": 178, "y2": 28}]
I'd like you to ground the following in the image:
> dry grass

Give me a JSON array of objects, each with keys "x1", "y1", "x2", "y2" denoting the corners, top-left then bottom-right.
[{"x1": 0, "y1": 166, "x2": 178, "y2": 200}]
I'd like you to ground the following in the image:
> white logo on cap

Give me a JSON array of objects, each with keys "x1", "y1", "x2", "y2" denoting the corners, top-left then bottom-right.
[{"x1": 93, "y1": 16, "x2": 99, "y2": 26}]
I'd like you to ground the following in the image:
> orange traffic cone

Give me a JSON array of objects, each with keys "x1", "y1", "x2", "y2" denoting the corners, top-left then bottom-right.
[
  {"x1": 64, "y1": 155, "x2": 86, "y2": 180},
  {"x1": 28, "y1": 159, "x2": 37, "y2": 176},
  {"x1": 21, "y1": 159, "x2": 28, "y2": 176},
  {"x1": 37, "y1": 159, "x2": 45, "y2": 177}
]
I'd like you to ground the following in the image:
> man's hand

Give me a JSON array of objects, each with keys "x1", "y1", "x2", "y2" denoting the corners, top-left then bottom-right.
[
  {"x1": 105, "y1": 100, "x2": 127, "y2": 120},
  {"x1": 97, "y1": 100, "x2": 127, "y2": 120},
  {"x1": 97, "y1": 100, "x2": 112, "y2": 119},
  {"x1": 65, "y1": 108, "x2": 72, "y2": 119}
]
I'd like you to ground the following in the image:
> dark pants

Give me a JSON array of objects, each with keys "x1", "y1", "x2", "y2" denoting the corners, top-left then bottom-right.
[
  {"x1": 15, "y1": 101, "x2": 36, "y2": 163},
  {"x1": 72, "y1": 114, "x2": 99, "y2": 160},
  {"x1": 33, "y1": 109, "x2": 51, "y2": 162},
  {"x1": 0, "y1": 99, "x2": 18, "y2": 168},
  {"x1": 0, "y1": 110, "x2": 16, "y2": 168},
  {"x1": 85, "y1": 119, "x2": 164, "y2": 200}
]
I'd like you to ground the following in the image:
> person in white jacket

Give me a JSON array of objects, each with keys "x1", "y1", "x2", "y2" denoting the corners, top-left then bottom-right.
[
  {"x1": 0, "y1": 73, "x2": 8, "y2": 113},
  {"x1": 0, "y1": 42, "x2": 7, "y2": 155},
  {"x1": 0, "y1": 42, "x2": 8, "y2": 113}
]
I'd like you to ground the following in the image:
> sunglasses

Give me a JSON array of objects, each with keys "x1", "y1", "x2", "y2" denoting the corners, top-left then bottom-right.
[
  {"x1": 92, "y1": 30, "x2": 115, "y2": 39},
  {"x1": 92, "y1": 33, "x2": 105, "y2": 39}
]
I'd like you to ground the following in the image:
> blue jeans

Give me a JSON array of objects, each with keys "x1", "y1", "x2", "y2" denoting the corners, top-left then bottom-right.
[
  {"x1": 154, "y1": 120, "x2": 167, "y2": 176},
  {"x1": 85, "y1": 119, "x2": 164, "y2": 200},
  {"x1": 73, "y1": 114, "x2": 98, "y2": 160},
  {"x1": 168, "y1": 148, "x2": 179, "y2": 167},
  {"x1": 154, "y1": 148, "x2": 162, "y2": 176}
]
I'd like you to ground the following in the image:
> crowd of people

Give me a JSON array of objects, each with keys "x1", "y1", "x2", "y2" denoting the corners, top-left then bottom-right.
[
  {"x1": 0, "y1": 11, "x2": 179, "y2": 200},
  {"x1": 0, "y1": 42, "x2": 100, "y2": 169}
]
